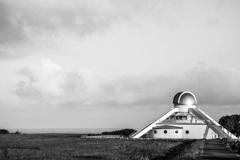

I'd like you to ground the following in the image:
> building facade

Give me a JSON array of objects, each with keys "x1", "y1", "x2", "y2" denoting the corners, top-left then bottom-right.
[{"x1": 131, "y1": 91, "x2": 237, "y2": 139}]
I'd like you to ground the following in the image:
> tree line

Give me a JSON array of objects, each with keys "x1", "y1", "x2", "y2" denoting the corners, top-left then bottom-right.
[
  {"x1": 218, "y1": 114, "x2": 240, "y2": 137},
  {"x1": 101, "y1": 129, "x2": 136, "y2": 136}
]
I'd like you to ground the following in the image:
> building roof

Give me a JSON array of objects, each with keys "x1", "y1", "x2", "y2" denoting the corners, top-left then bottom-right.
[
  {"x1": 153, "y1": 125, "x2": 183, "y2": 129},
  {"x1": 173, "y1": 91, "x2": 197, "y2": 105},
  {"x1": 157, "y1": 123, "x2": 207, "y2": 125}
]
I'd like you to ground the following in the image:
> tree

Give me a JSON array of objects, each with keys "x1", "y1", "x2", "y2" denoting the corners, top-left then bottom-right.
[
  {"x1": 0, "y1": 129, "x2": 9, "y2": 134},
  {"x1": 219, "y1": 114, "x2": 240, "y2": 137},
  {"x1": 101, "y1": 129, "x2": 137, "y2": 137},
  {"x1": 14, "y1": 130, "x2": 21, "y2": 134}
]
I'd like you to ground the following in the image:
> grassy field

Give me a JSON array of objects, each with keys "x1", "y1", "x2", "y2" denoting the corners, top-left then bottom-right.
[{"x1": 0, "y1": 134, "x2": 204, "y2": 160}]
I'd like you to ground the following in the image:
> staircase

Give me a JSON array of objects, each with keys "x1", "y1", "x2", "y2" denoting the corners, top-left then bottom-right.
[
  {"x1": 189, "y1": 108, "x2": 237, "y2": 139},
  {"x1": 130, "y1": 108, "x2": 178, "y2": 138}
]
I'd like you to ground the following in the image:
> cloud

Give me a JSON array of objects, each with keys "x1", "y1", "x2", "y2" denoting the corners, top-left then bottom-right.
[
  {"x1": 178, "y1": 64, "x2": 240, "y2": 105},
  {"x1": 1, "y1": 0, "x2": 239, "y2": 60},
  {"x1": 0, "y1": 0, "x2": 185, "y2": 59},
  {"x1": 16, "y1": 59, "x2": 65, "y2": 100},
  {"x1": 0, "y1": 0, "x2": 182, "y2": 39},
  {"x1": 15, "y1": 59, "x2": 102, "y2": 106},
  {"x1": 15, "y1": 60, "x2": 240, "y2": 108},
  {"x1": 0, "y1": 0, "x2": 119, "y2": 58},
  {"x1": 0, "y1": 0, "x2": 26, "y2": 45},
  {"x1": 0, "y1": 0, "x2": 123, "y2": 42},
  {"x1": 15, "y1": 59, "x2": 174, "y2": 107}
]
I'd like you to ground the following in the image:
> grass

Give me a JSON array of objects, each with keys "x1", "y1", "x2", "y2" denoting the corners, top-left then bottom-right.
[{"x1": 0, "y1": 134, "x2": 204, "y2": 160}]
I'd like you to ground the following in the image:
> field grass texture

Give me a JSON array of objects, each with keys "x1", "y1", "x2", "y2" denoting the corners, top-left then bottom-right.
[{"x1": 0, "y1": 134, "x2": 204, "y2": 160}]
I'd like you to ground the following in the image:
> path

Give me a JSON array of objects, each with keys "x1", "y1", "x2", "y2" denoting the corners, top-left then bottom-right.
[{"x1": 197, "y1": 139, "x2": 238, "y2": 160}]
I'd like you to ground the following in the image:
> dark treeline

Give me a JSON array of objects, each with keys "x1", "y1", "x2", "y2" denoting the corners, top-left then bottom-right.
[
  {"x1": 219, "y1": 114, "x2": 240, "y2": 137},
  {"x1": 0, "y1": 129, "x2": 9, "y2": 134},
  {"x1": 101, "y1": 129, "x2": 136, "y2": 136},
  {"x1": 0, "y1": 129, "x2": 21, "y2": 134}
]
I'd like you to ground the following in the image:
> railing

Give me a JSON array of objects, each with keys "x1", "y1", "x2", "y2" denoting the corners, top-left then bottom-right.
[
  {"x1": 221, "y1": 127, "x2": 239, "y2": 139},
  {"x1": 190, "y1": 108, "x2": 238, "y2": 139},
  {"x1": 130, "y1": 107, "x2": 174, "y2": 138},
  {"x1": 161, "y1": 120, "x2": 204, "y2": 123},
  {"x1": 198, "y1": 108, "x2": 238, "y2": 139}
]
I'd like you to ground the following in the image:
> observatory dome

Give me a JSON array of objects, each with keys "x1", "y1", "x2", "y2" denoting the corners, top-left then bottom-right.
[{"x1": 173, "y1": 91, "x2": 197, "y2": 105}]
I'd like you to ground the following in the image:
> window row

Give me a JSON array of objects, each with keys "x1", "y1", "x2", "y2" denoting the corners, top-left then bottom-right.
[{"x1": 154, "y1": 130, "x2": 190, "y2": 134}]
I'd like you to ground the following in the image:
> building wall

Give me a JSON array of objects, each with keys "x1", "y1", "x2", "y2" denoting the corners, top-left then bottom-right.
[
  {"x1": 179, "y1": 124, "x2": 217, "y2": 139},
  {"x1": 149, "y1": 128, "x2": 183, "y2": 139},
  {"x1": 148, "y1": 124, "x2": 218, "y2": 139}
]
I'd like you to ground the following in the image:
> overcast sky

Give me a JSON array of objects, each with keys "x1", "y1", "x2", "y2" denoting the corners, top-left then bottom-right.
[{"x1": 0, "y1": 0, "x2": 240, "y2": 131}]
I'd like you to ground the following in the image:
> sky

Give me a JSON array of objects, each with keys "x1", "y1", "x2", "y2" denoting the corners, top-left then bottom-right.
[{"x1": 0, "y1": 0, "x2": 240, "y2": 131}]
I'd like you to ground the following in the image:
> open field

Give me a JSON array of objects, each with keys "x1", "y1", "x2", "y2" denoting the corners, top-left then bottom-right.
[{"x1": 0, "y1": 134, "x2": 203, "y2": 160}]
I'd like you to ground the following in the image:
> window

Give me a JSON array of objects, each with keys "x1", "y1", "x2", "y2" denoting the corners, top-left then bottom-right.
[
  {"x1": 185, "y1": 130, "x2": 189, "y2": 134},
  {"x1": 154, "y1": 130, "x2": 157, "y2": 134},
  {"x1": 175, "y1": 130, "x2": 178, "y2": 134},
  {"x1": 164, "y1": 130, "x2": 167, "y2": 134}
]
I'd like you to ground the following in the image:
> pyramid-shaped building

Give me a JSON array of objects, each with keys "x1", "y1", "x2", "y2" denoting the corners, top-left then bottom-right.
[{"x1": 131, "y1": 91, "x2": 238, "y2": 139}]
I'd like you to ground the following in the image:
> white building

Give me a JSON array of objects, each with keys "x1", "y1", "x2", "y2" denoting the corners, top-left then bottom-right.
[{"x1": 131, "y1": 91, "x2": 238, "y2": 139}]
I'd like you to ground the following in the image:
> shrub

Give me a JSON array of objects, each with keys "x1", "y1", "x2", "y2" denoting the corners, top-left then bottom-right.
[
  {"x1": 101, "y1": 129, "x2": 137, "y2": 136},
  {"x1": 237, "y1": 142, "x2": 240, "y2": 147},
  {"x1": 230, "y1": 142, "x2": 238, "y2": 150},
  {"x1": 237, "y1": 145, "x2": 240, "y2": 154},
  {"x1": 14, "y1": 130, "x2": 21, "y2": 134},
  {"x1": 221, "y1": 138, "x2": 229, "y2": 144},
  {"x1": 0, "y1": 129, "x2": 9, "y2": 134}
]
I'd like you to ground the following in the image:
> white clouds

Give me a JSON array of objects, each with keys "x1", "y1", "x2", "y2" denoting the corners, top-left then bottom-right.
[
  {"x1": 179, "y1": 65, "x2": 240, "y2": 105},
  {"x1": 3, "y1": 59, "x2": 239, "y2": 128},
  {"x1": 15, "y1": 60, "x2": 240, "y2": 109},
  {"x1": 0, "y1": 0, "x2": 135, "y2": 42},
  {"x1": 16, "y1": 59, "x2": 64, "y2": 99},
  {"x1": 15, "y1": 59, "x2": 170, "y2": 107},
  {"x1": 0, "y1": 0, "x2": 240, "y2": 73},
  {"x1": 0, "y1": 0, "x2": 196, "y2": 59},
  {"x1": 15, "y1": 59, "x2": 102, "y2": 105}
]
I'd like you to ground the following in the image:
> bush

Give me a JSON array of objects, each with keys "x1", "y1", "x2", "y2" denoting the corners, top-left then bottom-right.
[
  {"x1": 0, "y1": 129, "x2": 9, "y2": 134},
  {"x1": 237, "y1": 142, "x2": 240, "y2": 148},
  {"x1": 237, "y1": 145, "x2": 240, "y2": 154},
  {"x1": 221, "y1": 138, "x2": 229, "y2": 144},
  {"x1": 230, "y1": 142, "x2": 238, "y2": 150},
  {"x1": 101, "y1": 129, "x2": 137, "y2": 137},
  {"x1": 219, "y1": 115, "x2": 240, "y2": 137},
  {"x1": 14, "y1": 130, "x2": 21, "y2": 134}
]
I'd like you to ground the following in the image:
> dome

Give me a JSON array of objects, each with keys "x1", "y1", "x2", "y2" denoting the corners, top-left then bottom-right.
[{"x1": 173, "y1": 91, "x2": 197, "y2": 105}]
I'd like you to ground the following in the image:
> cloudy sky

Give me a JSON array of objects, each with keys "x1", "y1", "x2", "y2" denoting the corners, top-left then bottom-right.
[{"x1": 0, "y1": 0, "x2": 240, "y2": 131}]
